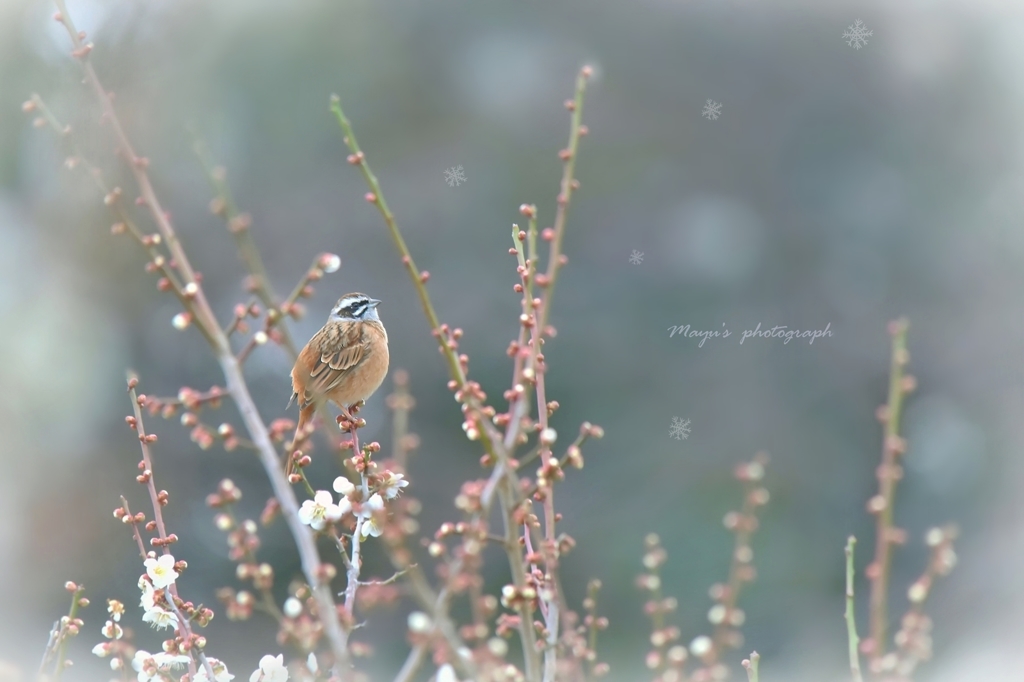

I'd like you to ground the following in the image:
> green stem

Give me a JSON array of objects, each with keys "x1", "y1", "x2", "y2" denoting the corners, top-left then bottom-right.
[
  {"x1": 743, "y1": 651, "x2": 760, "y2": 682},
  {"x1": 331, "y1": 71, "x2": 592, "y2": 682},
  {"x1": 52, "y1": 586, "x2": 84, "y2": 681},
  {"x1": 536, "y1": 69, "x2": 590, "y2": 334},
  {"x1": 845, "y1": 537, "x2": 865, "y2": 682},
  {"x1": 329, "y1": 99, "x2": 468, "y2": 387},
  {"x1": 868, "y1": 318, "x2": 910, "y2": 661},
  {"x1": 192, "y1": 139, "x2": 303, "y2": 354}
]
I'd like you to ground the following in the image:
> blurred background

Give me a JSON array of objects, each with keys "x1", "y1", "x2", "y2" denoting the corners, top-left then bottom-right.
[{"x1": 1, "y1": 0, "x2": 1023, "y2": 680}]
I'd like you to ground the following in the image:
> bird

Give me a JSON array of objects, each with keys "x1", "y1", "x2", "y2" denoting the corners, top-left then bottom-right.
[{"x1": 289, "y1": 292, "x2": 389, "y2": 453}]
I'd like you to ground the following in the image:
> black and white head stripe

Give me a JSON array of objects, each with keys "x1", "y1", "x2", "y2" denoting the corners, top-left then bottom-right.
[{"x1": 331, "y1": 294, "x2": 381, "y2": 320}]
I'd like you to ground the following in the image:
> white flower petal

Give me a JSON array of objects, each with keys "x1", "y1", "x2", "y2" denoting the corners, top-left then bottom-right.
[
  {"x1": 252, "y1": 654, "x2": 288, "y2": 682},
  {"x1": 283, "y1": 597, "x2": 302, "y2": 619},
  {"x1": 144, "y1": 554, "x2": 178, "y2": 589},
  {"x1": 297, "y1": 501, "x2": 316, "y2": 526},
  {"x1": 361, "y1": 517, "x2": 383, "y2": 538},
  {"x1": 336, "y1": 497, "x2": 353, "y2": 517},
  {"x1": 437, "y1": 663, "x2": 459, "y2": 682},
  {"x1": 142, "y1": 606, "x2": 178, "y2": 630}
]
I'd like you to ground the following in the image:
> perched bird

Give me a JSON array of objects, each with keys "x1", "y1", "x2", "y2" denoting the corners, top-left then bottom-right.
[{"x1": 290, "y1": 293, "x2": 389, "y2": 447}]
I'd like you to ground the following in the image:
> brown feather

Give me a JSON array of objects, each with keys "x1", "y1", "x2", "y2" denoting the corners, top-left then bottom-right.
[
  {"x1": 290, "y1": 318, "x2": 389, "y2": 413},
  {"x1": 288, "y1": 296, "x2": 389, "y2": 474}
]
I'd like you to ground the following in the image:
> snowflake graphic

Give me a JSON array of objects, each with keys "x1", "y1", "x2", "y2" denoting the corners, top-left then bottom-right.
[
  {"x1": 669, "y1": 417, "x2": 691, "y2": 441},
  {"x1": 444, "y1": 165, "x2": 467, "y2": 187},
  {"x1": 701, "y1": 99, "x2": 722, "y2": 121},
  {"x1": 629, "y1": 250, "x2": 644, "y2": 265},
  {"x1": 843, "y1": 19, "x2": 873, "y2": 49}
]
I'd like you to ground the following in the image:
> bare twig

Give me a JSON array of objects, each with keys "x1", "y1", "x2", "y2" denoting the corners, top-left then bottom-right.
[
  {"x1": 535, "y1": 66, "x2": 591, "y2": 335},
  {"x1": 126, "y1": 375, "x2": 219, "y2": 682},
  {"x1": 191, "y1": 137, "x2": 299, "y2": 357},
  {"x1": 845, "y1": 537, "x2": 865, "y2": 682},
  {"x1": 38, "y1": 584, "x2": 85, "y2": 682},
  {"x1": 707, "y1": 455, "x2": 770, "y2": 667},
  {"x1": 867, "y1": 318, "x2": 912, "y2": 663},
  {"x1": 329, "y1": 96, "x2": 505, "y2": 463},
  {"x1": 331, "y1": 67, "x2": 595, "y2": 682},
  {"x1": 50, "y1": 2, "x2": 352, "y2": 675},
  {"x1": 582, "y1": 579, "x2": 604, "y2": 682},
  {"x1": 891, "y1": 525, "x2": 958, "y2": 678},
  {"x1": 741, "y1": 651, "x2": 760, "y2": 682},
  {"x1": 343, "y1": 469, "x2": 370, "y2": 617}
]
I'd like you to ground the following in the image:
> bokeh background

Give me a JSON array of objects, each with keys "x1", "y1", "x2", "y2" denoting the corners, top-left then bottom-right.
[{"x1": 1, "y1": 0, "x2": 1023, "y2": 680}]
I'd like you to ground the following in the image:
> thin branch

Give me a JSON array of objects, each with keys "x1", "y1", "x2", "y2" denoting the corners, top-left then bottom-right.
[
  {"x1": 50, "y1": 3, "x2": 353, "y2": 676},
  {"x1": 387, "y1": 369, "x2": 416, "y2": 470},
  {"x1": 343, "y1": 468, "x2": 370, "y2": 618},
  {"x1": 845, "y1": 537, "x2": 865, "y2": 682},
  {"x1": 391, "y1": 643, "x2": 428, "y2": 682},
  {"x1": 741, "y1": 652, "x2": 760, "y2": 682},
  {"x1": 331, "y1": 65, "x2": 594, "y2": 682},
  {"x1": 127, "y1": 375, "x2": 218, "y2": 682},
  {"x1": 120, "y1": 496, "x2": 148, "y2": 558},
  {"x1": 708, "y1": 455, "x2": 770, "y2": 665},
  {"x1": 38, "y1": 620, "x2": 60, "y2": 679},
  {"x1": 358, "y1": 567, "x2": 411, "y2": 587},
  {"x1": 891, "y1": 525, "x2": 958, "y2": 677},
  {"x1": 191, "y1": 137, "x2": 299, "y2": 357},
  {"x1": 39, "y1": 584, "x2": 85, "y2": 682},
  {"x1": 535, "y1": 67, "x2": 590, "y2": 335},
  {"x1": 867, "y1": 317, "x2": 912, "y2": 663},
  {"x1": 329, "y1": 96, "x2": 505, "y2": 462}
]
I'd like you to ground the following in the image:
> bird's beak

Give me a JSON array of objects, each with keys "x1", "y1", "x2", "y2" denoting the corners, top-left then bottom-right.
[{"x1": 368, "y1": 299, "x2": 381, "y2": 307}]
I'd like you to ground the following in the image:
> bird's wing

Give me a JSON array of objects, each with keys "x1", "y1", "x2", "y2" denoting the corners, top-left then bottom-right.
[{"x1": 300, "y1": 324, "x2": 370, "y2": 402}]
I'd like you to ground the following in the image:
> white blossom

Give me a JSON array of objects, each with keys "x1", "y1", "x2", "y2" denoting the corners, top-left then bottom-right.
[
  {"x1": 144, "y1": 554, "x2": 178, "y2": 589},
  {"x1": 332, "y1": 477, "x2": 355, "y2": 517},
  {"x1": 132, "y1": 651, "x2": 190, "y2": 682},
  {"x1": 407, "y1": 611, "x2": 432, "y2": 634},
  {"x1": 437, "y1": 663, "x2": 459, "y2": 682},
  {"x1": 155, "y1": 653, "x2": 191, "y2": 668},
  {"x1": 92, "y1": 643, "x2": 111, "y2": 657},
  {"x1": 298, "y1": 491, "x2": 344, "y2": 531},
  {"x1": 689, "y1": 635, "x2": 713, "y2": 657},
  {"x1": 142, "y1": 606, "x2": 178, "y2": 630},
  {"x1": 139, "y1": 579, "x2": 157, "y2": 612},
  {"x1": 132, "y1": 651, "x2": 158, "y2": 682},
  {"x1": 107, "y1": 598, "x2": 125, "y2": 622},
  {"x1": 356, "y1": 493, "x2": 385, "y2": 538},
  {"x1": 380, "y1": 471, "x2": 409, "y2": 499},
  {"x1": 283, "y1": 597, "x2": 302, "y2": 618},
  {"x1": 250, "y1": 654, "x2": 289, "y2": 682},
  {"x1": 101, "y1": 619, "x2": 123, "y2": 639},
  {"x1": 333, "y1": 477, "x2": 355, "y2": 495},
  {"x1": 322, "y1": 254, "x2": 341, "y2": 273}
]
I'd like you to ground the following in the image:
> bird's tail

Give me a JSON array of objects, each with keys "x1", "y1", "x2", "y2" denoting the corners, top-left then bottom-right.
[{"x1": 287, "y1": 403, "x2": 317, "y2": 476}]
